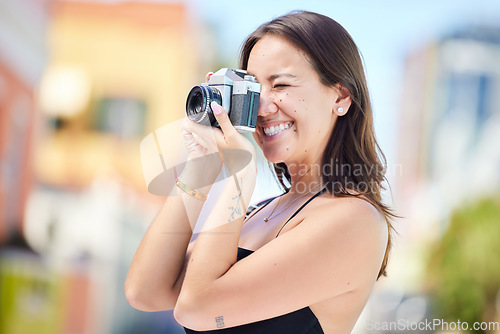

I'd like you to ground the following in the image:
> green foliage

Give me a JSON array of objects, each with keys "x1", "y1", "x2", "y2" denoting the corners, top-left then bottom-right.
[{"x1": 426, "y1": 196, "x2": 500, "y2": 333}]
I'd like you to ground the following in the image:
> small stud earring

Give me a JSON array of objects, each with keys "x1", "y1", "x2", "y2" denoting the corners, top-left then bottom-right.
[{"x1": 338, "y1": 107, "x2": 344, "y2": 115}]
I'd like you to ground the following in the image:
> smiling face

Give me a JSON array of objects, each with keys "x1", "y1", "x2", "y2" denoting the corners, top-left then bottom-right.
[{"x1": 247, "y1": 34, "x2": 344, "y2": 166}]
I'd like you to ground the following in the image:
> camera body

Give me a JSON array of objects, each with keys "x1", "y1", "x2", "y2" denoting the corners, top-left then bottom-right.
[{"x1": 186, "y1": 68, "x2": 260, "y2": 132}]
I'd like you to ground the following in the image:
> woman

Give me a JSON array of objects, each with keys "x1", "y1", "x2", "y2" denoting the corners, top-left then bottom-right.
[{"x1": 126, "y1": 10, "x2": 395, "y2": 334}]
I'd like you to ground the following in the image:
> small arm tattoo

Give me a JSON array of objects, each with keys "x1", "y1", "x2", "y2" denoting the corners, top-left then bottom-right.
[
  {"x1": 215, "y1": 315, "x2": 225, "y2": 328},
  {"x1": 228, "y1": 178, "x2": 243, "y2": 222}
]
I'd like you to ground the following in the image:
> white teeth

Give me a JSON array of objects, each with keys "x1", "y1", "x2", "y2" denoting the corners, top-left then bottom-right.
[{"x1": 263, "y1": 122, "x2": 293, "y2": 136}]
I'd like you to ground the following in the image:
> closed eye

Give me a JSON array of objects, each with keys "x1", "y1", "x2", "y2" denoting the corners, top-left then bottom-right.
[{"x1": 273, "y1": 84, "x2": 290, "y2": 89}]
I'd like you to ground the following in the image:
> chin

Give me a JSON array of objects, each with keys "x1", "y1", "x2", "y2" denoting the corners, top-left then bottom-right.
[{"x1": 262, "y1": 148, "x2": 287, "y2": 165}]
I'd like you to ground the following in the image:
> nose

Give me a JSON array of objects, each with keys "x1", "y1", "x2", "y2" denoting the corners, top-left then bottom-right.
[{"x1": 258, "y1": 89, "x2": 278, "y2": 117}]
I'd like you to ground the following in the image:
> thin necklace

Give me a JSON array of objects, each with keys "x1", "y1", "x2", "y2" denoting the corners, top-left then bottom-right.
[{"x1": 264, "y1": 183, "x2": 321, "y2": 222}]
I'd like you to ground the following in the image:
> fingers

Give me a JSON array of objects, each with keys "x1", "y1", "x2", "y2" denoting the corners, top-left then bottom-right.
[
  {"x1": 182, "y1": 119, "x2": 215, "y2": 151},
  {"x1": 205, "y1": 72, "x2": 213, "y2": 83},
  {"x1": 182, "y1": 129, "x2": 202, "y2": 152},
  {"x1": 210, "y1": 102, "x2": 238, "y2": 139},
  {"x1": 185, "y1": 117, "x2": 218, "y2": 140}
]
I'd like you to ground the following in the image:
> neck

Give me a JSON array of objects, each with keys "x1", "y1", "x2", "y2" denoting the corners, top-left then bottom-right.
[{"x1": 286, "y1": 162, "x2": 324, "y2": 194}]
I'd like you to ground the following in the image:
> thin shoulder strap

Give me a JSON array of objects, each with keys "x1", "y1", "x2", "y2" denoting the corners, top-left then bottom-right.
[{"x1": 275, "y1": 187, "x2": 328, "y2": 237}]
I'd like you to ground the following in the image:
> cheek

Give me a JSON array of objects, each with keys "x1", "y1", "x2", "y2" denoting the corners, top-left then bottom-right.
[
  {"x1": 252, "y1": 132, "x2": 263, "y2": 147},
  {"x1": 295, "y1": 105, "x2": 333, "y2": 136}
]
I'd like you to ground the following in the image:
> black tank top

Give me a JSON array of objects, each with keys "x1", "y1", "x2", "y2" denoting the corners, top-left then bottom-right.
[{"x1": 183, "y1": 188, "x2": 327, "y2": 334}]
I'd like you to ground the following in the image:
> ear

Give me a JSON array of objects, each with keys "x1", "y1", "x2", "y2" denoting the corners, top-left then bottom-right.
[{"x1": 333, "y1": 84, "x2": 352, "y2": 116}]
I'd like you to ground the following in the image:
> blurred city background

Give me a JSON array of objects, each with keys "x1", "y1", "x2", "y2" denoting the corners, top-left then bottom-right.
[{"x1": 1, "y1": 0, "x2": 499, "y2": 333}]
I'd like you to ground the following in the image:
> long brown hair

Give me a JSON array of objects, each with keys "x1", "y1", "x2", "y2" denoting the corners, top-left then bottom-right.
[{"x1": 240, "y1": 10, "x2": 395, "y2": 279}]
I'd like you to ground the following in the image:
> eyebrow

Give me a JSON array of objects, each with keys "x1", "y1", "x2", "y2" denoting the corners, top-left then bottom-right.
[{"x1": 268, "y1": 73, "x2": 297, "y2": 81}]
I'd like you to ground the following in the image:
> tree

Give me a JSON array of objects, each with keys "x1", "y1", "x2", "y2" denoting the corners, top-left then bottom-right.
[{"x1": 426, "y1": 196, "x2": 500, "y2": 333}]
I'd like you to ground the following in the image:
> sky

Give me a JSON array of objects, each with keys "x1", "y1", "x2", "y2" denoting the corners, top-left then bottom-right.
[{"x1": 182, "y1": 0, "x2": 500, "y2": 168}]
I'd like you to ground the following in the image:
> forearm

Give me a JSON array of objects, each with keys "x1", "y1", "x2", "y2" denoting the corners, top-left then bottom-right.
[
  {"x1": 180, "y1": 163, "x2": 257, "y2": 297},
  {"x1": 126, "y1": 161, "x2": 220, "y2": 311}
]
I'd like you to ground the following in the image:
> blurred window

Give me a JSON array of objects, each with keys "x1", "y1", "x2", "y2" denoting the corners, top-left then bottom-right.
[{"x1": 95, "y1": 97, "x2": 147, "y2": 139}]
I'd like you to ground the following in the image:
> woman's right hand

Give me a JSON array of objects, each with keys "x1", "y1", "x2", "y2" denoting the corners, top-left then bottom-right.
[
  {"x1": 180, "y1": 71, "x2": 222, "y2": 188},
  {"x1": 180, "y1": 118, "x2": 223, "y2": 189},
  {"x1": 182, "y1": 72, "x2": 217, "y2": 159}
]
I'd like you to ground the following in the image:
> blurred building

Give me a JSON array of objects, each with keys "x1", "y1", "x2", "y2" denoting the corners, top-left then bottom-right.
[
  {"x1": 395, "y1": 25, "x2": 500, "y2": 241},
  {"x1": 1, "y1": 1, "x2": 216, "y2": 333},
  {"x1": 35, "y1": 0, "x2": 213, "y2": 191},
  {"x1": 0, "y1": 0, "x2": 49, "y2": 244},
  {"x1": 0, "y1": 2, "x2": 55, "y2": 334}
]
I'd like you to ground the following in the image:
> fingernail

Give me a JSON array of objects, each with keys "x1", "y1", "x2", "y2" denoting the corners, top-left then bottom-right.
[{"x1": 211, "y1": 101, "x2": 222, "y2": 114}]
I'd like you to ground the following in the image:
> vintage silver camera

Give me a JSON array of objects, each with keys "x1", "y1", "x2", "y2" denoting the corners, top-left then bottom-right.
[{"x1": 185, "y1": 68, "x2": 260, "y2": 132}]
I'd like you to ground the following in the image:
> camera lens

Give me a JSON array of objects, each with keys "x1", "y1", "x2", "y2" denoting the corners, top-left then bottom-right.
[{"x1": 186, "y1": 85, "x2": 222, "y2": 126}]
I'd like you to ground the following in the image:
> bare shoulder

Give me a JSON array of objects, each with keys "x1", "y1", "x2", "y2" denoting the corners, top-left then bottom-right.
[
  {"x1": 329, "y1": 195, "x2": 384, "y2": 219},
  {"x1": 304, "y1": 194, "x2": 387, "y2": 240}
]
